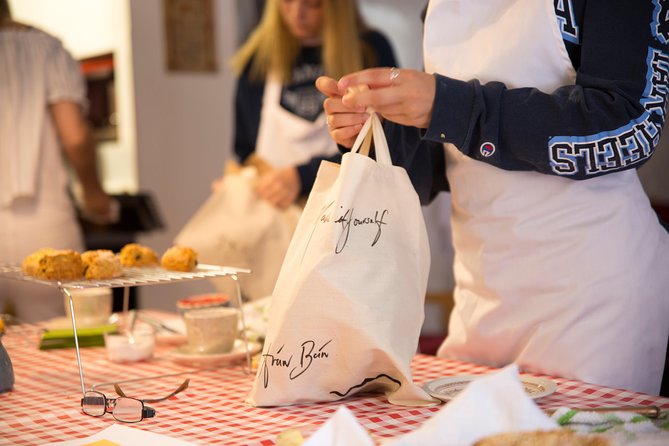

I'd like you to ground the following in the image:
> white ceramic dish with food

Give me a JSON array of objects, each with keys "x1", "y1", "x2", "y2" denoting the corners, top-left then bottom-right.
[{"x1": 423, "y1": 374, "x2": 557, "y2": 401}]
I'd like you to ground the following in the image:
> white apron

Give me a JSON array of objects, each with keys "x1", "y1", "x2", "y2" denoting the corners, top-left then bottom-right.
[
  {"x1": 255, "y1": 78, "x2": 338, "y2": 168},
  {"x1": 425, "y1": 0, "x2": 669, "y2": 394},
  {"x1": 0, "y1": 108, "x2": 84, "y2": 322}
]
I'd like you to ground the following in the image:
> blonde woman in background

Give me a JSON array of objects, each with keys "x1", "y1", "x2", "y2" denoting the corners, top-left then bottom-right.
[
  {"x1": 0, "y1": 0, "x2": 115, "y2": 322},
  {"x1": 216, "y1": 0, "x2": 396, "y2": 208},
  {"x1": 202, "y1": 0, "x2": 396, "y2": 301}
]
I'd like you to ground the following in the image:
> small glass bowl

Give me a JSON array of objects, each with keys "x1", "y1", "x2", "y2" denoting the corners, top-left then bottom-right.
[{"x1": 104, "y1": 328, "x2": 155, "y2": 363}]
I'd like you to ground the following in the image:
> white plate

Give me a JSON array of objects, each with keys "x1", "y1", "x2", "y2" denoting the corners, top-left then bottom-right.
[
  {"x1": 168, "y1": 339, "x2": 261, "y2": 367},
  {"x1": 423, "y1": 374, "x2": 557, "y2": 401}
]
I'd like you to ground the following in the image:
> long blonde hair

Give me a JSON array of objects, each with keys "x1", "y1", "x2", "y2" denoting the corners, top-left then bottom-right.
[
  {"x1": 0, "y1": 0, "x2": 11, "y2": 23},
  {"x1": 231, "y1": 0, "x2": 373, "y2": 83}
]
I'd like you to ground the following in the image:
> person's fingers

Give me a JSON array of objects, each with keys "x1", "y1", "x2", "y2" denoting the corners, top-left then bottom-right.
[
  {"x1": 256, "y1": 174, "x2": 293, "y2": 208},
  {"x1": 275, "y1": 195, "x2": 291, "y2": 210},
  {"x1": 323, "y1": 97, "x2": 346, "y2": 117},
  {"x1": 270, "y1": 187, "x2": 292, "y2": 209},
  {"x1": 337, "y1": 70, "x2": 436, "y2": 128},
  {"x1": 316, "y1": 75, "x2": 343, "y2": 97},
  {"x1": 255, "y1": 176, "x2": 272, "y2": 196},
  {"x1": 320, "y1": 81, "x2": 370, "y2": 147},
  {"x1": 257, "y1": 183, "x2": 280, "y2": 205},
  {"x1": 339, "y1": 70, "x2": 408, "y2": 110},
  {"x1": 331, "y1": 124, "x2": 364, "y2": 148},
  {"x1": 342, "y1": 86, "x2": 404, "y2": 110},
  {"x1": 374, "y1": 103, "x2": 424, "y2": 121},
  {"x1": 323, "y1": 96, "x2": 366, "y2": 115},
  {"x1": 338, "y1": 67, "x2": 397, "y2": 90},
  {"x1": 328, "y1": 112, "x2": 368, "y2": 130}
]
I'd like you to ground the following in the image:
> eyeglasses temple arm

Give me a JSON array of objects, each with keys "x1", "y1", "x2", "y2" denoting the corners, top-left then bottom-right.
[
  {"x1": 113, "y1": 383, "x2": 128, "y2": 397},
  {"x1": 114, "y1": 378, "x2": 190, "y2": 403}
]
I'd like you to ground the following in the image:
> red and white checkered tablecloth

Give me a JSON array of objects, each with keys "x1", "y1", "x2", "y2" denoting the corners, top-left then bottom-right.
[{"x1": 1, "y1": 322, "x2": 668, "y2": 446}]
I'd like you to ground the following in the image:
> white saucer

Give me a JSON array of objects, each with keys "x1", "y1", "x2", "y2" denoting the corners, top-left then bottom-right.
[
  {"x1": 423, "y1": 374, "x2": 557, "y2": 401},
  {"x1": 168, "y1": 339, "x2": 261, "y2": 367}
]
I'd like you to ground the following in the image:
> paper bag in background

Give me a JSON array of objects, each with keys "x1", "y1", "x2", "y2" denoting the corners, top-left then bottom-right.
[
  {"x1": 248, "y1": 113, "x2": 437, "y2": 407},
  {"x1": 174, "y1": 160, "x2": 301, "y2": 301}
]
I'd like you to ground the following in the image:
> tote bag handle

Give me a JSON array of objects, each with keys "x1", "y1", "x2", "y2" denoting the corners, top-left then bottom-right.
[{"x1": 350, "y1": 113, "x2": 392, "y2": 166}]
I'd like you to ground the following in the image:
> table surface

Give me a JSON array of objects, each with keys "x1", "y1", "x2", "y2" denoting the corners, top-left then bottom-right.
[{"x1": 2, "y1": 320, "x2": 668, "y2": 446}]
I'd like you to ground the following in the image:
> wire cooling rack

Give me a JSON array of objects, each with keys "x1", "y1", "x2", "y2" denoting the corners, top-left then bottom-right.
[
  {"x1": 0, "y1": 262, "x2": 253, "y2": 396},
  {"x1": 0, "y1": 263, "x2": 251, "y2": 289}
]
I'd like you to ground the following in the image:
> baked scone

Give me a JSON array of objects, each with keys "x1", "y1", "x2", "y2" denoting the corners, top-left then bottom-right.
[
  {"x1": 22, "y1": 248, "x2": 84, "y2": 281},
  {"x1": 81, "y1": 249, "x2": 123, "y2": 280},
  {"x1": 474, "y1": 429, "x2": 611, "y2": 446},
  {"x1": 119, "y1": 243, "x2": 159, "y2": 267},
  {"x1": 161, "y1": 246, "x2": 198, "y2": 272},
  {"x1": 21, "y1": 248, "x2": 56, "y2": 277}
]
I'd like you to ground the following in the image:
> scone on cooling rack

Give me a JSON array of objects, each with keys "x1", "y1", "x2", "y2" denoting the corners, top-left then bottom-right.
[
  {"x1": 21, "y1": 248, "x2": 84, "y2": 281},
  {"x1": 161, "y1": 246, "x2": 198, "y2": 272},
  {"x1": 118, "y1": 243, "x2": 159, "y2": 267},
  {"x1": 81, "y1": 249, "x2": 123, "y2": 280}
]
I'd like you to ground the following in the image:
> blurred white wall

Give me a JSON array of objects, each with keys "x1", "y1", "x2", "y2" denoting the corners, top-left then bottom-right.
[
  {"x1": 359, "y1": 0, "x2": 426, "y2": 70},
  {"x1": 131, "y1": 0, "x2": 239, "y2": 308},
  {"x1": 10, "y1": 0, "x2": 119, "y2": 59}
]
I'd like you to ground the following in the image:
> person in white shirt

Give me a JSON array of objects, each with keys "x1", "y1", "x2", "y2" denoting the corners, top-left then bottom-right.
[{"x1": 0, "y1": 0, "x2": 115, "y2": 322}]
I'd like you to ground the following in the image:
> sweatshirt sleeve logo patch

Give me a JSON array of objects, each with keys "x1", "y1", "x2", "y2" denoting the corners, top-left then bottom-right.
[{"x1": 480, "y1": 142, "x2": 496, "y2": 157}]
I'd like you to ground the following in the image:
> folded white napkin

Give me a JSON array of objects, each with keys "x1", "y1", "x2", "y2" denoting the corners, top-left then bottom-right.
[
  {"x1": 384, "y1": 364, "x2": 557, "y2": 446},
  {"x1": 301, "y1": 365, "x2": 556, "y2": 446},
  {"x1": 302, "y1": 406, "x2": 374, "y2": 446}
]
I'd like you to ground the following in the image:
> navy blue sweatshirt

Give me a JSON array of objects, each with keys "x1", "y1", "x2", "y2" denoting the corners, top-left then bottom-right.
[
  {"x1": 389, "y1": 0, "x2": 669, "y2": 204},
  {"x1": 234, "y1": 30, "x2": 397, "y2": 196}
]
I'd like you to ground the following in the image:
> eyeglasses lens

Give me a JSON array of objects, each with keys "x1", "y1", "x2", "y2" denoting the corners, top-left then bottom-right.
[
  {"x1": 81, "y1": 391, "x2": 106, "y2": 417},
  {"x1": 113, "y1": 397, "x2": 144, "y2": 423}
]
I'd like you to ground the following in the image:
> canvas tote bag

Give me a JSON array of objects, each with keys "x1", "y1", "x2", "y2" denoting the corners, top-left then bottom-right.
[
  {"x1": 247, "y1": 113, "x2": 437, "y2": 407},
  {"x1": 174, "y1": 162, "x2": 301, "y2": 301}
]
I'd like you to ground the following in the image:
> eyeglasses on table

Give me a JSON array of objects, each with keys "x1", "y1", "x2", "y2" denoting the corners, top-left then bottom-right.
[
  {"x1": 81, "y1": 378, "x2": 189, "y2": 422},
  {"x1": 114, "y1": 378, "x2": 189, "y2": 402},
  {"x1": 81, "y1": 390, "x2": 155, "y2": 423}
]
